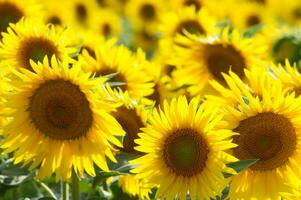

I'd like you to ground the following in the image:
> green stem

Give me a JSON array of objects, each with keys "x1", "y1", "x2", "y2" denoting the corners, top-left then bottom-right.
[
  {"x1": 37, "y1": 180, "x2": 57, "y2": 199},
  {"x1": 71, "y1": 169, "x2": 80, "y2": 200},
  {"x1": 61, "y1": 179, "x2": 69, "y2": 200}
]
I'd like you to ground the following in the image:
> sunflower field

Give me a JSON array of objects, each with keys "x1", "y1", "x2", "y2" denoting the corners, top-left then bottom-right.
[{"x1": 1, "y1": 0, "x2": 301, "y2": 199}]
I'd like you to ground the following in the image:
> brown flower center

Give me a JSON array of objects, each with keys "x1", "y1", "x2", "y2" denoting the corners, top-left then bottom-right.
[
  {"x1": 184, "y1": 0, "x2": 202, "y2": 10},
  {"x1": 0, "y1": 2, "x2": 23, "y2": 34},
  {"x1": 247, "y1": 15, "x2": 261, "y2": 27},
  {"x1": 233, "y1": 112, "x2": 297, "y2": 171},
  {"x1": 294, "y1": 87, "x2": 301, "y2": 96},
  {"x1": 29, "y1": 79, "x2": 93, "y2": 140},
  {"x1": 176, "y1": 20, "x2": 205, "y2": 36},
  {"x1": 204, "y1": 44, "x2": 246, "y2": 83},
  {"x1": 47, "y1": 16, "x2": 62, "y2": 26},
  {"x1": 102, "y1": 23, "x2": 111, "y2": 37},
  {"x1": 113, "y1": 107, "x2": 144, "y2": 154},
  {"x1": 163, "y1": 128, "x2": 209, "y2": 177},
  {"x1": 147, "y1": 83, "x2": 161, "y2": 106},
  {"x1": 19, "y1": 37, "x2": 59, "y2": 72},
  {"x1": 95, "y1": 68, "x2": 127, "y2": 91},
  {"x1": 76, "y1": 4, "x2": 87, "y2": 22},
  {"x1": 140, "y1": 4, "x2": 156, "y2": 21}
]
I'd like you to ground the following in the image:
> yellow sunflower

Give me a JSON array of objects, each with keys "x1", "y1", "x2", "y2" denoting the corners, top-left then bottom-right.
[
  {"x1": 270, "y1": 0, "x2": 301, "y2": 25},
  {"x1": 271, "y1": 60, "x2": 301, "y2": 96},
  {"x1": 0, "y1": 0, "x2": 42, "y2": 35},
  {"x1": 0, "y1": 19, "x2": 76, "y2": 74},
  {"x1": 0, "y1": 56, "x2": 125, "y2": 180},
  {"x1": 130, "y1": 96, "x2": 237, "y2": 199},
  {"x1": 209, "y1": 70, "x2": 301, "y2": 199},
  {"x1": 132, "y1": 29, "x2": 159, "y2": 53},
  {"x1": 40, "y1": 0, "x2": 69, "y2": 26},
  {"x1": 63, "y1": 0, "x2": 99, "y2": 29},
  {"x1": 259, "y1": 24, "x2": 301, "y2": 65},
  {"x1": 118, "y1": 175, "x2": 152, "y2": 199},
  {"x1": 88, "y1": 8, "x2": 122, "y2": 39},
  {"x1": 170, "y1": 27, "x2": 267, "y2": 96},
  {"x1": 125, "y1": 0, "x2": 165, "y2": 33},
  {"x1": 228, "y1": 2, "x2": 274, "y2": 31},
  {"x1": 168, "y1": 0, "x2": 204, "y2": 11},
  {"x1": 78, "y1": 40, "x2": 154, "y2": 101}
]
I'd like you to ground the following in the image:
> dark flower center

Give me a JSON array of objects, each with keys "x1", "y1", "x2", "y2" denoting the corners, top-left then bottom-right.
[
  {"x1": 163, "y1": 128, "x2": 209, "y2": 177},
  {"x1": 29, "y1": 79, "x2": 93, "y2": 140},
  {"x1": 19, "y1": 37, "x2": 59, "y2": 72},
  {"x1": 233, "y1": 112, "x2": 297, "y2": 171},
  {"x1": 0, "y1": 2, "x2": 23, "y2": 34},
  {"x1": 204, "y1": 44, "x2": 246, "y2": 83}
]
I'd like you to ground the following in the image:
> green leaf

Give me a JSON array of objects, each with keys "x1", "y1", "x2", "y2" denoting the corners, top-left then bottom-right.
[
  {"x1": 243, "y1": 24, "x2": 263, "y2": 38},
  {"x1": 226, "y1": 159, "x2": 258, "y2": 173},
  {"x1": 0, "y1": 174, "x2": 32, "y2": 186},
  {"x1": 92, "y1": 171, "x2": 127, "y2": 188}
]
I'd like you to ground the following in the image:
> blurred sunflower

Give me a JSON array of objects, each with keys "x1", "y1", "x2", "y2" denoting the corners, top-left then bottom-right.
[
  {"x1": 209, "y1": 70, "x2": 301, "y2": 199},
  {"x1": 41, "y1": 0, "x2": 69, "y2": 26},
  {"x1": 260, "y1": 25, "x2": 301, "y2": 65},
  {"x1": 271, "y1": 0, "x2": 301, "y2": 26},
  {"x1": 170, "y1": 27, "x2": 267, "y2": 96},
  {"x1": 64, "y1": 0, "x2": 99, "y2": 29},
  {"x1": 88, "y1": 8, "x2": 122, "y2": 39},
  {"x1": 159, "y1": 6, "x2": 217, "y2": 39},
  {"x1": 131, "y1": 96, "x2": 237, "y2": 199},
  {"x1": 79, "y1": 41, "x2": 154, "y2": 101},
  {"x1": 112, "y1": 100, "x2": 147, "y2": 154},
  {"x1": 0, "y1": 56, "x2": 125, "y2": 180},
  {"x1": 125, "y1": 0, "x2": 165, "y2": 33},
  {"x1": 0, "y1": 0, "x2": 42, "y2": 36},
  {"x1": 228, "y1": 2, "x2": 273, "y2": 30},
  {"x1": 169, "y1": 0, "x2": 204, "y2": 11},
  {"x1": 271, "y1": 60, "x2": 301, "y2": 96},
  {"x1": 0, "y1": 19, "x2": 76, "y2": 74},
  {"x1": 118, "y1": 175, "x2": 152, "y2": 199},
  {"x1": 132, "y1": 29, "x2": 158, "y2": 52}
]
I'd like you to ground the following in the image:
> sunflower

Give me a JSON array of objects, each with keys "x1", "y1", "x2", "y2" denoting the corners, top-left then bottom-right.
[
  {"x1": 0, "y1": 0, "x2": 42, "y2": 36},
  {"x1": 270, "y1": 0, "x2": 301, "y2": 25},
  {"x1": 169, "y1": 0, "x2": 204, "y2": 11},
  {"x1": 130, "y1": 96, "x2": 237, "y2": 199},
  {"x1": 125, "y1": 0, "x2": 165, "y2": 33},
  {"x1": 78, "y1": 40, "x2": 154, "y2": 101},
  {"x1": 118, "y1": 175, "x2": 152, "y2": 199},
  {"x1": 0, "y1": 19, "x2": 76, "y2": 74},
  {"x1": 63, "y1": 0, "x2": 99, "y2": 29},
  {"x1": 228, "y1": 2, "x2": 274, "y2": 30},
  {"x1": 170, "y1": 27, "x2": 267, "y2": 96},
  {"x1": 111, "y1": 98, "x2": 148, "y2": 154},
  {"x1": 88, "y1": 8, "x2": 122, "y2": 39},
  {"x1": 0, "y1": 56, "x2": 125, "y2": 180},
  {"x1": 208, "y1": 70, "x2": 301, "y2": 199},
  {"x1": 260, "y1": 24, "x2": 301, "y2": 65},
  {"x1": 132, "y1": 29, "x2": 159, "y2": 53},
  {"x1": 271, "y1": 60, "x2": 301, "y2": 96},
  {"x1": 40, "y1": 0, "x2": 69, "y2": 26}
]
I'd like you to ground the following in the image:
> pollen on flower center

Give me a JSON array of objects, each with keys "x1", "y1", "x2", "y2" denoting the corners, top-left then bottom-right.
[
  {"x1": 233, "y1": 112, "x2": 297, "y2": 171},
  {"x1": 204, "y1": 44, "x2": 246, "y2": 83},
  {"x1": 0, "y1": 2, "x2": 23, "y2": 34},
  {"x1": 19, "y1": 37, "x2": 59, "y2": 72},
  {"x1": 163, "y1": 128, "x2": 209, "y2": 177},
  {"x1": 29, "y1": 79, "x2": 93, "y2": 140}
]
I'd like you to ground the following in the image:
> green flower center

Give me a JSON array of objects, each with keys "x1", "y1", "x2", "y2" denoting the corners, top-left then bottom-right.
[
  {"x1": 19, "y1": 37, "x2": 59, "y2": 72},
  {"x1": 176, "y1": 20, "x2": 205, "y2": 36},
  {"x1": 0, "y1": 2, "x2": 23, "y2": 34},
  {"x1": 163, "y1": 128, "x2": 209, "y2": 177},
  {"x1": 273, "y1": 36, "x2": 301, "y2": 64}
]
